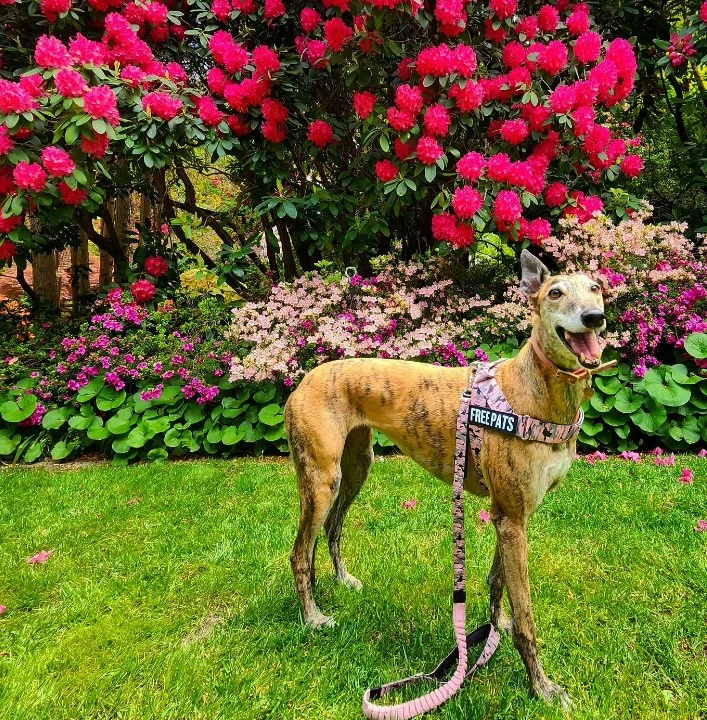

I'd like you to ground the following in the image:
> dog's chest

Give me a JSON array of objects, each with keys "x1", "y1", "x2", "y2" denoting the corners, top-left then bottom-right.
[{"x1": 532, "y1": 446, "x2": 575, "y2": 504}]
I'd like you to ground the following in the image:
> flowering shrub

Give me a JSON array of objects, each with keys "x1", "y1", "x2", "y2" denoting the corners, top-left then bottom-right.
[
  {"x1": 544, "y1": 208, "x2": 707, "y2": 375},
  {"x1": 0, "y1": 291, "x2": 291, "y2": 463},
  {"x1": 0, "y1": 0, "x2": 646, "y2": 276},
  {"x1": 228, "y1": 257, "x2": 528, "y2": 384}
]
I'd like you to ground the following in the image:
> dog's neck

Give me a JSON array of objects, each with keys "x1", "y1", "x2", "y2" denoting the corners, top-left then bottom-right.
[{"x1": 502, "y1": 334, "x2": 586, "y2": 426}]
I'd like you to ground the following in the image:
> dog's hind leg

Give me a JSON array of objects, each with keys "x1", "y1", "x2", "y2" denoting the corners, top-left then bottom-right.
[
  {"x1": 288, "y1": 412, "x2": 346, "y2": 629},
  {"x1": 325, "y1": 426, "x2": 373, "y2": 590},
  {"x1": 488, "y1": 540, "x2": 512, "y2": 633}
]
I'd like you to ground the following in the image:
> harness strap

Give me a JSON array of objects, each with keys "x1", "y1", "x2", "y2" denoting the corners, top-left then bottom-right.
[{"x1": 362, "y1": 391, "x2": 500, "y2": 720}]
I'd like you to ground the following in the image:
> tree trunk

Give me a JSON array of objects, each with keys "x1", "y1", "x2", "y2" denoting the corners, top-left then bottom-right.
[
  {"x1": 32, "y1": 250, "x2": 60, "y2": 307},
  {"x1": 275, "y1": 219, "x2": 297, "y2": 281},
  {"x1": 111, "y1": 194, "x2": 132, "y2": 282},
  {"x1": 99, "y1": 200, "x2": 115, "y2": 286},
  {"x1": 71, "y1": 230, "x2": 91, "y2": 307}
]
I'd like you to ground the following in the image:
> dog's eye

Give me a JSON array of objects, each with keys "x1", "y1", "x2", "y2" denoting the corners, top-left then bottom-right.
[
  {"x1": 549, "y1": 288, "x2": 562, "y2": 299},
  {"x1": 591, "y1": 284, "x2": 601, "y2": 293}
]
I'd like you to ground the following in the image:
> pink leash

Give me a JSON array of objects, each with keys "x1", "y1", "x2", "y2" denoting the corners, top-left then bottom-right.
[{"x1": 362, "y1": 389, "x2": 501, "y2": 719}]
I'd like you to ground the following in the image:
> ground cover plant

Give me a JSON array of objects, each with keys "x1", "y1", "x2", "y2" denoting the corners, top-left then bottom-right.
[
  {"x1": 2, "y1": 209, "x2": 706, "y2": 463},
  {"x1": 0, "y1": 456, "x2": 705, "y2": 719}
]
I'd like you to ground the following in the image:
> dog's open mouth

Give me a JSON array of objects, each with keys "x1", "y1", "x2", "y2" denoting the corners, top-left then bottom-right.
[{"x1": 556, "y1": 327, "x2": 604, "y2": 369}]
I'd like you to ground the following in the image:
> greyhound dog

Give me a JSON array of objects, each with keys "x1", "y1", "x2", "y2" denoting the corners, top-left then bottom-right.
[{"x1": 286, "y1": 250, "x2": 608, "y2": 707}]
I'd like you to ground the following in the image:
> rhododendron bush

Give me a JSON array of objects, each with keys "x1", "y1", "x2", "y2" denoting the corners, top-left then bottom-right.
[{"x1": 0, "y1": 0, "x2": 646, "y2": 275}]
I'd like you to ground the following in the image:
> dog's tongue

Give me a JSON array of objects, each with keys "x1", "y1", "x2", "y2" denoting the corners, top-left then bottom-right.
[{"x1": 565, "y1": 331, "x2": 602, "y2": 364}]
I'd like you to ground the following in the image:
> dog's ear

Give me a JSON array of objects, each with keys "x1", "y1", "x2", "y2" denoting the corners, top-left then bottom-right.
[{"x1": 519, "y1": 250, "x2": 550, "y2": 297}]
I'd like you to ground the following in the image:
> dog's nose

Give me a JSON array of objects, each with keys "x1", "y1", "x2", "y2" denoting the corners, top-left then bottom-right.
[{"x1": 581, "y1": 310, "x2": 606, "y2": 329}]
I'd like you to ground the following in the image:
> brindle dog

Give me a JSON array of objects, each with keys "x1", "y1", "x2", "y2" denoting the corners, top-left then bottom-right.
[{"x1": 286, "y1": 250, "x2": 608, "y2": 708}]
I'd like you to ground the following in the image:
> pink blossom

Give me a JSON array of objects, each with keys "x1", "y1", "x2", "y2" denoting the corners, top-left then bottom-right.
[
  {"x1": 402, "y1": 498, "x2": 417, "y2": 510},
  {"x1": 27, "y1": 549, "x2": 55, "y2": 564},
  {"x1": 678, "y1": 468, "x2": 694, "y2": 485},
  {"x1": 479, "y1": 509, "x2": 491, "y2": 524}
]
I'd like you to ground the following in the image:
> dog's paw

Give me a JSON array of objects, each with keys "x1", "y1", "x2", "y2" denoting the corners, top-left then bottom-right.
[
  {"x1": 338, "y1": 573, "x2": 363, "y2": 591},
  {"x1": 535, "y1": 679, "x2": 573, "y2": 712},
  {"x1": 306, "y1": 611, "x2": 336, "y2": 630}
]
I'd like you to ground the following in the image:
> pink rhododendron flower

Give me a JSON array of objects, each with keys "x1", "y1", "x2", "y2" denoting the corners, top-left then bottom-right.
[
  {"x1": 353, "y1": 91, "x2": 376, "y2": 119},
  {"x1": 145, "y1": 256, "x2": 168, "y2": 277},
  {"x1": 59, "y1": 182, "x2": 88, "y2": 205},
  {"x1": 584, "y1": 451, "x2": 607, "y2": 465},
  {"x1": 0, "y1": 239, "x2": 18, "y2": 261},
  {"x1": 83, "y1": 86, "x2": 120, "y2": 126},
  {"x1": 142, "y1": 92, "x2": 183, "y2": 121},
  {"x1": 41, "y1": 146, "x2": 75, "y2": 177},
  {"x1": 131, "y1": 279, "x2": 156, "y2": 304},
  {"x1": 35, "y1": 35, "x2": 71, "y2": 68},
  {"x1": 452, "y1": 186, "x2": 483, "y2": 219},
  {"x1": 416, "y1": 136, "x2": 444, "y2": 165},
  {"x1": 13, "y1": 161, "x2": 47, "y2": 192},
  {"x1": 55, "y1": 68, "x2": 88, "y2": 98},
  {"x1": 375, "y1": 159, "x2": 398, "y2": 182}
]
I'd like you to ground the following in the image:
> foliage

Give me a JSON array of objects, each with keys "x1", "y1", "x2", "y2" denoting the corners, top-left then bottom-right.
[{"x1": 0, "y1": 0, "x2": 647, "y2": 279}]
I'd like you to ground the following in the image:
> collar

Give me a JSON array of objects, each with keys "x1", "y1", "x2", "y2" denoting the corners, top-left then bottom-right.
[{"x1": 530, "y1": 333, "x2": 617, "y2": 385}]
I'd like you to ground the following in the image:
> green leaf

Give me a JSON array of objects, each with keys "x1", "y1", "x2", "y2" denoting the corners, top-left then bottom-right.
[
  {"x1": 147, "y1": 448, "x2": 168, "y2": 462},
  {"x1": 684, "y1": 333, "x2": 707, "y2": 359},
  {"x1": 595, "y1": 376, "x2": 622, "y2": 395},
  {"x1": 644, "y1": 368, "x2": 691, "y2": 407},
  {"x1": 253, "y1": 384, "x2": 276, "y2": 403},
  {"x1": 258, "y1": 403, "x2": 284, "y2": 426},
  {"x1": 0, "y1": 430, "x2": 20, "y2": 456},
  {"x1": 164, "y1": 428, "x2": 182, "y2": 447},
  {"x1": 1, "y1": 394, "x2": 38, "y2": 423},
  {"x1": 614, "y1": 388, "x2": 643, "y2": 414},
  {"x1": 106, "y1": 413, "x2": 134, "y2": 435},
  {"x1": 112, "y1": 437, "x2": 131, "y2": 454},
  {"x1": 77, "y1": 377, "x2": 105, "y2": 402},
  {"x1": 580, "y1": 419, "x2": 603, "y2": 437},
  {"x1": 51, "y1": 440, "x2": 73, "y2": 461},
  {"x1": 126, "y1": 427, "x2": 147, "y2": 449},
  {"x1": 87, "y1": 422, "x2": 110, "y2": 441},
  {"x1": 152, "y1": 385, "x2": 182, "y2": 405},
  {"x1": 221, "y1": 425, "x2": 246, "y2": 445},
  {"x1": 630, "y1": 397, "x2": 668, "y2": 434},
  {"x1": 206, "y1": 425, "x2": 223, "y2": 444},
  {"x1": 24, "y1": 440, "x2": 45, "y2": 463},
  {"x1": 96, "y1": 386, "x2": 127, "y2": 411},
  {"x1": 69, "y1": 414, "x2": 94, "y2": 430},
  {"x1": 42, "y1": 407, "x2": 72, "y2": 429}
]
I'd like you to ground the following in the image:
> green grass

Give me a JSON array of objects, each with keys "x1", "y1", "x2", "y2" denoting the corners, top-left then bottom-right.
[{"x1": 0, "y1": 456, "x2": 705, "y2": 720}]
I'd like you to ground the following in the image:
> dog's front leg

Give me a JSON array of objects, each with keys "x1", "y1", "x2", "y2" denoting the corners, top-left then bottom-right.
[
  {"x1": 487, "y1": 542, "x2": 512, "y2": 633},
  {"x1": 495, "y1": 515, "x2": 572, "y2": 710}
]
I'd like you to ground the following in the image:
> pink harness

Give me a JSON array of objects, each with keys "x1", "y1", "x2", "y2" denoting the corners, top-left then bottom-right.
[
  {"x1": 362, "y1": 360, "x2": 584, "y2": 720},
  {"x1": 467, "y1": 360, "x2": 584, "y2": 479}
]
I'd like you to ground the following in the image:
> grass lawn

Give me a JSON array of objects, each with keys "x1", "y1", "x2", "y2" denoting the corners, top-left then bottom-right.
[{"x1": 0, "y1": 456, "x2": 705, "y2": 720}]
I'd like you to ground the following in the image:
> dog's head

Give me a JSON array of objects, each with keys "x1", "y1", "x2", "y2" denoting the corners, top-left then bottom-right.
[{"x1": 519, "y1": 249, "x2": 606, "y2": 371}]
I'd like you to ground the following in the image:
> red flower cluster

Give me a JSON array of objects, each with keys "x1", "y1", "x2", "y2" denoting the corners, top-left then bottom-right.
[
  {"x1": 145, "y1": 255, "x2": 169, "y2": 277},
  {"x1": 307, "y1": 120, "x2": 335, "y2": 149},
  {"x1": 131, "y1": 279, "x2": 156, "y2": 304}
]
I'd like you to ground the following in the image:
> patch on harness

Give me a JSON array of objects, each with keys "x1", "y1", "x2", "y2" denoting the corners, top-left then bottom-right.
[{"x1": 468, "y1": 406, "x2": 518, "y2": 435}]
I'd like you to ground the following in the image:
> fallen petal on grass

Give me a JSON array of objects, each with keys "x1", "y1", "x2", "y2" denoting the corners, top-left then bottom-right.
[
  {"x1": 401, "y1": 498, "x2": 417, "y2": 510},
  {"x1": 0, "y1": 605, "x2": 7, "y2": 615},
  {"x1": 619, "y1": 451, "x2": 641, "y2": 462},
  {"x1": 127, "y1": 497, "x2": 140, "y2": 506},
  {"x1": 655, "y1": 453, "x2": 676, "y2": 466},
  {"x1": 678, "y1": 468, "x2": 694, "y2": 485},
  {"x1": 698, "y1": 449, "x2": 707, "y2": 458},
  {"x1": 27, "y1": 549, "x2": 55, "y2": 565},
  {"x1": 694, "y1": 520, "x2": 707, "y2": 533},
  {"x1": 479, "y1": 509, "x2": 491, "y2": 524}
]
